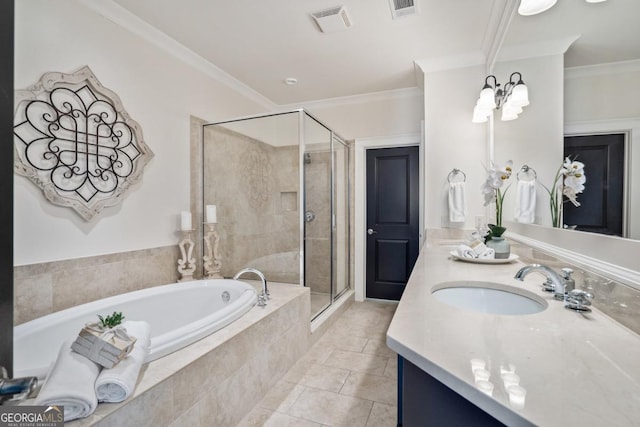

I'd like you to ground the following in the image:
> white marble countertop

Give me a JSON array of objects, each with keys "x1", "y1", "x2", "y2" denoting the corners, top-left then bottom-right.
[{"x1": 386, "y1": 239, "x2": 640, "y2": 427}]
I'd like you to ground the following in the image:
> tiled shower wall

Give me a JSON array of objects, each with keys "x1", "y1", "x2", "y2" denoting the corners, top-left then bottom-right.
[{"x1": 203, "y1": 125, "x2": 300, "y2": 283}]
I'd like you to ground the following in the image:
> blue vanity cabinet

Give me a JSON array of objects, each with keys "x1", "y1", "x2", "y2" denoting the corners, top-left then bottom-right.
[{"x1": 398, "y1": 356, "x2": 509, "y2": 427}]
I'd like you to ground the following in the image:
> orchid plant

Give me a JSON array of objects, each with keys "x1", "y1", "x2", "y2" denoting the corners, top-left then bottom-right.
[
  {"x1": 541, "y1": 156, "x2": 586, "y2": 228},
  {"x1": 481, "y1": 160, "x2": 513, "y2": 238}
]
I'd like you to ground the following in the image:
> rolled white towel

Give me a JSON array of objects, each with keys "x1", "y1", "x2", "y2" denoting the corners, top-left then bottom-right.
[
  {"x1": 478, "y1": 247, "x2": 495, "y2": 259},
  {"x1": 35, "y1": 341, "x2": 100, "y2": 422},
  {"x1": 95, "y1": 321, "x2": 151, "y2": 403},
  {"x1": 448, "y1": 182, "x2": 466, "y2": 223},
  {"x1": 456, "y1": 244, "x2": 476, "y2": 258},
  {"x1": 469, "y1": 241, "x2": 489, "y2": 257}
]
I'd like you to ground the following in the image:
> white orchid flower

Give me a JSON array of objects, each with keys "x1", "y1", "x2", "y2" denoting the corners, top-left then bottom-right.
[
  {"x1": 496, "y1": 160, "x2": 513, "y2": 181},
  {"x1": 562, "y1": 186, "x2": 581, "y2": 207}
]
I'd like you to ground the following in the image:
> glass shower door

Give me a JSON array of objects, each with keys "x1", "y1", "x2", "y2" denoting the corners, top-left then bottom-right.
[
  {"x1": 303, "y1": 116, "x2": 332, "y2": 318},
  {"x1": 332, "y1": 136, "x2": 349, "y2": 298}
]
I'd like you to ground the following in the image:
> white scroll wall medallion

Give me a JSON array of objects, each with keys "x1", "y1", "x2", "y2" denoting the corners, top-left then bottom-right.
[{"x1": 13, "y1": 66, "x2": 153, "y2": 220}]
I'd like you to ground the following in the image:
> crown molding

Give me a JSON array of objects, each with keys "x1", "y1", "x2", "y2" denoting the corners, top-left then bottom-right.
[
  {"x1": 279, "y1": 86, "x2": 423, "y2": 111},
  {"x1": 496, "y1": 34, "x2": 580, "y2": 63},
  {"x1": 484, "y1": 0, "x2": 517, "y2": 73},
  {"x1": 565, "y1": 59, "x2": 640, "y2": 79},
  {"x1": 78, "y1": 0, "x2": 276, "y2": 111}
]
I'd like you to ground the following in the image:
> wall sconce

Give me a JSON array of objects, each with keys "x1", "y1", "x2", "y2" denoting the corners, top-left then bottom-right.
[{"x1": 472, "y1": 72, "x2": 530, "y2": 123}]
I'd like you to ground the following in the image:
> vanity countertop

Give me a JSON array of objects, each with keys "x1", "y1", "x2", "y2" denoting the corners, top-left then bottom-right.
[{"x1": 386, "y1": 239, "x2": 640, "y2": 427}]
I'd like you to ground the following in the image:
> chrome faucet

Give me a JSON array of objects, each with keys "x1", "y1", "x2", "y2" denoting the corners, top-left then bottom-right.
[
  {"x1": 233, "y1": 267, "x2": 269, "y2": 307},
  {"x1": 0, "y1": 367, "x2": 37, "y2": 404},
  {"x1": 514, "y1": 264, "x2": 567, "y2": 300}
]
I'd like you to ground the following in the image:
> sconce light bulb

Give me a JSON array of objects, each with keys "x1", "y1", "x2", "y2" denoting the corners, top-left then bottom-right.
[
  {"x1": 510, "y1": 83, "x2": 530, "y2": 107},
  {"x1": 518, "y1": 0, "x2": 558, "y2": 16},
  {"x1": 501, "y1": 107, "x2": 519, "y2": 121},
  {"x1": 478, "y1": 87, "x2": 497, "y2": 110},
  {"x1": 472, "y1": 105, "x2": 489, "y2": 123}
]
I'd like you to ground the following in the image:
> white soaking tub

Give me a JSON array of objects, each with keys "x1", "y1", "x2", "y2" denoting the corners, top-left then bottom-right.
[{"x1": 14, "y1": 279, "x2": 257, "y2": 379}]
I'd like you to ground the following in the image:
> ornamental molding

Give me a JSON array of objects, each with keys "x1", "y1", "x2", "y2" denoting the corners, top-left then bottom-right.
[{"x1": 13, "y1": 66, "x2": 154, "y2": 220}]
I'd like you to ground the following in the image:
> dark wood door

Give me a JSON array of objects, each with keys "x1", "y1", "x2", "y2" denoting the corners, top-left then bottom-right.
[
  {"x1": 564, "y1": 134, "x2": 625, "y2": 236},
  {"x1": 366, "y1": 147, "x2": 419, "y2": 300}
]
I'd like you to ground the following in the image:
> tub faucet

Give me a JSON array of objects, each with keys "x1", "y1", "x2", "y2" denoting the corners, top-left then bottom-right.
[
  {"x1": 0, "y1": 366, "x2": 37, "y2": 404},
  {"x1": 514, "y1": 264, "x2": 567, "y2": 301},
  {"x1": 233, "y1": 268, "x2": 269, "y2": 307}
]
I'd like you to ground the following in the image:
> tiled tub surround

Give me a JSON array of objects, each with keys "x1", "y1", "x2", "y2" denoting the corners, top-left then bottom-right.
[
  {"x1": 46, "y1": 282, "x2": 311, "y2": 427},
  {"x1": 387, "y1": 237, "x2": 640, "y2": 426},
  {"x1": 14, "y1": 246, "x2": 180, "y2": 325}
]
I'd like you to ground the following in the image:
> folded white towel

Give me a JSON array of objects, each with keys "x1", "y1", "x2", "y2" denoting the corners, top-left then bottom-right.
[
  {"x1": 448, "y1": 182, "x2": 466, "y2": 223},
  {"x1": 456, "y1": 244, "x2": 476, "y2": 258},
  {"x1": 95, "y1": 321, "x2": 151, "y2": 403},
  {"x1": 515, "y1": 180, "x2": 536, "y2": 224},
  {"x1": 478, "y1": 247, "x2": 495, "y2": 259},
  {"x1": 35, "y1": 341, "x2": 100, "y2": 422}
]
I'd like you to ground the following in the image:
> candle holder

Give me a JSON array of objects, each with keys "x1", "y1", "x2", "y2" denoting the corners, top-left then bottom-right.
[
  {"x1": 177, "y1": 230, "x2": 196, "y2": 282},
  {"x1": 203, "y1": 223, "x2": 223, "y2": 279}
]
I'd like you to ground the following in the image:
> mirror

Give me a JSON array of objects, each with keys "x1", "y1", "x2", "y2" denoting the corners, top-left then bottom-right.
[{"x1": 493, "y1": 0, "x2": 640, "y2": 241}]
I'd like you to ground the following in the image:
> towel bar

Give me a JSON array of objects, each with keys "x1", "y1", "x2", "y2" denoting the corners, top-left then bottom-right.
[
  {"x1": 517, "y1": 165, "x2": 537, "y2": 181},
  {"x1": 447, "y1": 168, "x2": 466, "y2": 183}
]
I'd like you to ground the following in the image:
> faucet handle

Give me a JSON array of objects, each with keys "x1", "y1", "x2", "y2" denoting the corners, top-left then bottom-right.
[
  {"x1": 541, "y1": 278, "x2": 555, "y2": 293},
  {"x1": 257, "y1": 294, "x2": 267, "y2": 307},
  {"x1": 561, "y1": 268, "x2": 574, "y2": 279},
  {"x1": 565, "y1": 289, "x2": 593, "y2": 312}
]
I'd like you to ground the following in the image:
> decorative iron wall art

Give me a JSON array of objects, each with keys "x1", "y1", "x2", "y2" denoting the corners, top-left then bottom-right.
[{"x1": 13, "y1": 66, "x2": 154, "y2": 220}]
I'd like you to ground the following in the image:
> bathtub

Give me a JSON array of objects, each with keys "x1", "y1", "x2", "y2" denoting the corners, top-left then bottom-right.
[{"x1": 14, "y1": 279, "x2": 257, "y2": 380}]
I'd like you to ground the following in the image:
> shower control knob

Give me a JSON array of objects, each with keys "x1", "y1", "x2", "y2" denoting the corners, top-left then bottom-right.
[{"x1": 367, "y1": 228, "x2": 377, "y2": 235}]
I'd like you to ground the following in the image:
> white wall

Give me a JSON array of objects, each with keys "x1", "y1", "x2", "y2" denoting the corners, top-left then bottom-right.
[
  {"x1": 494, "y1": 54, "x2": 564, "y2": 227},
  {"x1": 14, "y1": 0, "x2": 268, "y2": 265},
  {"x1": 14, "y1": 0, "x2": 422, "y2": 266},
  {"x1": 423, "y1": 65, "x2": 489, "y2": 230},
  {"x1": 300, "y1": 89, "x2": 424, "y2": 141},
  {"x1": 565, "y1": 67, "x2": 640, "y2": 122}
]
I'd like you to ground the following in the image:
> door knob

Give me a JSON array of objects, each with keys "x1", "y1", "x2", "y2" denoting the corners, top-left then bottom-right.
[{"x1": 367, "y1": 228, "x2": 377, "y2": 235}]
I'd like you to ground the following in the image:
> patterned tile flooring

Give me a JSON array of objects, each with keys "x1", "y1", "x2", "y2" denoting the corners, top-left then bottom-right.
[{"x1": 238, "y1": 300, "x2": 399, "y2": 427}]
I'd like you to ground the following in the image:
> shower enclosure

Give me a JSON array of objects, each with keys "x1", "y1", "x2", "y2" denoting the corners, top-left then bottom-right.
[{"x1": 202, "y1": 110, "x2": 350, "y2": 319}]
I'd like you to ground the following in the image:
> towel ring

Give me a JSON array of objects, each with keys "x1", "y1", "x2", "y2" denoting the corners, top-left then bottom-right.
[
  {"x1": 447, "y1": 168, "x2": 466, "y2": 183},
  {"x1": 517, "y1": 165, "x2": 537, "y2": 181}
]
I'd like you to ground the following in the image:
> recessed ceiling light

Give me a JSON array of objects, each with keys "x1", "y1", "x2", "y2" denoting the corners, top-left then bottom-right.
[{"x1": 284, "y1": 77, "x2": 298, "y2": 85}]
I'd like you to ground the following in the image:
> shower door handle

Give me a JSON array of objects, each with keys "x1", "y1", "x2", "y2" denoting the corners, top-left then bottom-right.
[{"x1": 367, "y1": 228, "x2": 377, "y2": 235}]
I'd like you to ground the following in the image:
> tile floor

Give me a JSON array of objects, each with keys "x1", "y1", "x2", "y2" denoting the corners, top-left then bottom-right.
[{"x1": 238, "y1": 300, "x2": 399, "y2": 427}]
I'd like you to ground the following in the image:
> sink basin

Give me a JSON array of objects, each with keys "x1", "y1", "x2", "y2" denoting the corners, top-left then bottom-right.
[{"x1": 432, "y1": 281, "x2": 548, "y2": 315}]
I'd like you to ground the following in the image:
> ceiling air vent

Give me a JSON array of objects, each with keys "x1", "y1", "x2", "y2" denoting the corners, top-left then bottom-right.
[
  {"x1": 389, "y1": 0, "x2": 418, "y2": 19},
  {"x1": 310, "y1": 6, "x2": 352, "y2": 33}
]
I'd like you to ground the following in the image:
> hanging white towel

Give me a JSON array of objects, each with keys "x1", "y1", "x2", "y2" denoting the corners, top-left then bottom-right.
[
  {"x1": 35, "y1": 341, "x2": 100, "y2": 422},
  {"x1": 95, "y1": 321, "x2": 151, "y2": 403},
  {"x1": 448, "y1": 181, "x2": 466, "y2": 223},
  {"x1": 515, "y1": 180, "x2": 536, "y2": 223}
]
